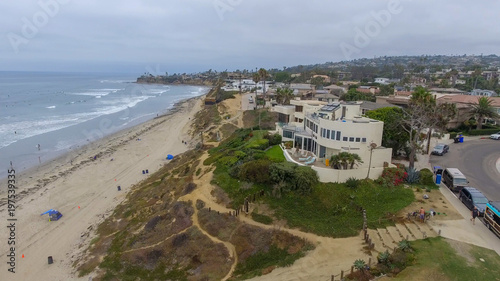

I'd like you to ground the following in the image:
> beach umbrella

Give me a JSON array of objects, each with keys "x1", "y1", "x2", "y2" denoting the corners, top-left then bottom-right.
[{"x1": 167, "y1": 154, "x2": 174, "y2": 160}]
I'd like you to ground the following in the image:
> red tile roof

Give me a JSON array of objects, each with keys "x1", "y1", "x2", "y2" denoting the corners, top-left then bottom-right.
[{"x1": 437, "y1": 95, "x2": 500, "y2": 107}]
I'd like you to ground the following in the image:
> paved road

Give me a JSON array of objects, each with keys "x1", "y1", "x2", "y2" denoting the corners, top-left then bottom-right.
[
  {"x1": 241, "y1": 93, "x2": 256, "y2": 111},
  {"x1": 429, "y1": 138, "x2": 500, "y2": 201}
]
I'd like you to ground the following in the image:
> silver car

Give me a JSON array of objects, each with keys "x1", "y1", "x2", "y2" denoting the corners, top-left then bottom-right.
[{"x1": 431, "y1": 143, "x2": 449, "y2": 156}]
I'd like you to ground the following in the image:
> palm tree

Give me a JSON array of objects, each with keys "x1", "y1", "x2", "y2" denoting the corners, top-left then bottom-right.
[
  {"x1": 330, "y1": 152, "x2": 363, "y2": 170},
  {"x1": 252, "y1": 73, "x2": 260, "y2": 91},
  {"x1": 329, "y1": 154, "x2": 342, "y2": 170},
  {"x1": 258, "y1": 68, "x2": 268, "y2": 99},
  {"x1": 347, "y1": 153, "x2": 363, "y2": 169},
  {"x1": 276, "y1": 87, "x2": 294, "y2": 105},
  {"x1": 471, "y1": 96, "x2": 499, "y2": 129}
]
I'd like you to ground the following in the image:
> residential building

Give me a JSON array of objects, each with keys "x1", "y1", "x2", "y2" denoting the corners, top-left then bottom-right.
[
  {"x1": 274, "y1": 101, "x2": 393, "y2": 182},
  {"x1": 374, "y1": 78, "x2": 400, "y2": 85},
  {"x1": 468, "y1": 89, "x2": 498, "y2": 97},
  {"x1": 429, "y1": 88, "x2": 465, "y2": 95},
  {"x1": 289, "y1": 83, "x2": 314, "y2": 96},
  {"x1": 312, "y1": 74, "x2": 331, "y2": 83},
  {"x1": 437, "y1": 95, "x2": 500, "y2": 128},
  {"x1": 357, "y1": 86, "x2": 380, "y2": 95},
  {"x1": 324, "y1": 84, "x2": 348, "y2": 96}
]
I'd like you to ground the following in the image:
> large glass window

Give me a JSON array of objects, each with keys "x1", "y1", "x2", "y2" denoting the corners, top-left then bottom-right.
[
  {"x1": 330, "y1": 130, "x2": 335, "y2": 140},
  {"x1": 295, "y1": 136, "x2": 303, "y2": 149},
  {"x1": 326, "y1": 130, "x2": 330, "y2": 139},
  {"x1": 336, "y1": 131, "x2": 341, "y2": 140},
  {"x1": 283, "y1": 130, "x2": 294, "y2": 139},
  {"x1": 349, "y1": 137, "x2": 354, "y2": 142}
]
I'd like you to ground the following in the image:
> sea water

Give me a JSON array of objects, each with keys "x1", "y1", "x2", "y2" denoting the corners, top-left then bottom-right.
[{"x1": 0, "y1": 71, "x2": 209, "y2": 179}]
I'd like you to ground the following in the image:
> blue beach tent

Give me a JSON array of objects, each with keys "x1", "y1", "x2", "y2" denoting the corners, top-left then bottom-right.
[
  {"x1": 167, "y1": 154, "x2": 174, "y2": 160},
  {"x1": 40, "y1": 209, "x2": 63, "y2": 221}
]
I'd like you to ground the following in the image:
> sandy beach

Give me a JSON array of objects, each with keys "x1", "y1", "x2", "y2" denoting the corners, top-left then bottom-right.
[{"x1": 0, "y1": 96, "x2": 204, "y2": 281}]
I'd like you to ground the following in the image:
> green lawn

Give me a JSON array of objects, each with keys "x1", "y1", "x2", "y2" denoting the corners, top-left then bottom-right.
[
  {"x1": 265, "y1": 180, "x2": 414, "y2": 237},
  {"x1": 387, "y1": 237, "x2": 500, "y2": 281},
  {"x1": 264, "y1": 145, "x2": 286, "y2": 162}
]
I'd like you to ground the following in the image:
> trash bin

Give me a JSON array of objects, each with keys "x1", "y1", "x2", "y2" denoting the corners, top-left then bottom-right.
[
  {"x1": 459, "y1": 136, "x2": 464, "y2": 143},
  {"x1": 436, "y1": 174, "x2": 442, "y2": 184}
]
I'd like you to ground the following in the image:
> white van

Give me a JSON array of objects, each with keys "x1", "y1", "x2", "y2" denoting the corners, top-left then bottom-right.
[{"x1": 442, "y1": 168, "x2": 468, "y2": 193}]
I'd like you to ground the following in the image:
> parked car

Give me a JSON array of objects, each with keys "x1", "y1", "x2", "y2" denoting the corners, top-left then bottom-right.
[
  {"x1": 442, "y1": 168, "x2": 468, "y2": 193},
  {"x1": 458, "y1": 187, "x2": 489, "y2": 216},
  {"x1": 490, "y1": 132, "x2": 500, "y2": 140},
  {"x1": 431, "y1": 143, "x2": 449, "y2": 156}
]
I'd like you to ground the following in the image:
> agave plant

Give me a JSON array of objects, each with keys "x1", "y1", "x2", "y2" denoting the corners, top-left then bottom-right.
[
  {"x1": 406, "y1": 167, "x2": 420, "y2": 184},
  {"x1": 377, "y1": 250, "x2": 391, "y2": 265},
  {"x1": 398, "y1": 239, "x2": 413, "y2": 252},
  {"x1": 353, "y1": 259, "x2": 367, "y2": 271}
]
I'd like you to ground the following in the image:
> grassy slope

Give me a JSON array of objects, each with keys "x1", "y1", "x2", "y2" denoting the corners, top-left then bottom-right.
[
  {"x1": 265, "y1": 181, "x2": 414, "y2": 237},
  {"x1": 385, "y1": 237, "x2": 500, "y2": 281}
]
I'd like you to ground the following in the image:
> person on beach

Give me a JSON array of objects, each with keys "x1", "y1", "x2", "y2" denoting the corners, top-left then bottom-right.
[
  {"x1": 471, "y1": 206, "x2": 479, "y2": 225},
  {"x1": 419, "y1": 207, "x2": 425, "y2": 223}
]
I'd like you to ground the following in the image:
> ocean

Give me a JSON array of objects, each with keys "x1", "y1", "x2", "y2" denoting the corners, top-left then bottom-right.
[{"x1": 0, "y1": 71, "x2": 209, "y2": 179}]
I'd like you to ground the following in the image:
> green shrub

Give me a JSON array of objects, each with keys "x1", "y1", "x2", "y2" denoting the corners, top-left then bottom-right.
[
  {"x1": 292, "y1": 166, "x2": 319, "y2": 195},
  {"x1": 251, "y1": 212, "x2": 273, "y2": 225},
  {"x1": 449, "y1": 132, "x2": 458, "y2": 139},
  {"x1": 419, "y1": 168, "x2": 435, "y2": 186},
  {"x1": 468, "y1": 128, "x2": 500, "y2": 136},
  {"x1": 218, "y1": 156, "x2": 239, "y2": 167},
  {"x1": 270, "y1": 162, "x2": 297, "y2": 183},
  {"x1": 238, "y1": 159, "x2": 272, "y2": 184},
  {"x1": 264, "y1": 133, "x2": 282, "y2": 146},
  {"x1": 246, "y1": 139, "x2": 269, "y2": 150},
  {"x1": 346, "y1": 177, "x2": 360, "y2": 189},
  {"x1": 376, "y1": 167, "x2": 407, "y2": 187}
]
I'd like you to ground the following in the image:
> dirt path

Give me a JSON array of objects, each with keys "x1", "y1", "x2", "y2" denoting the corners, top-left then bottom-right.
[{"x1": 175, "y1": 144, "x2": 371, "y2": 281}]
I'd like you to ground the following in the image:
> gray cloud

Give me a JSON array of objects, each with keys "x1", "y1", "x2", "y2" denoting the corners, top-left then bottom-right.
[{"x1": 2, "y1": 0, "x2": 499, "y2": 73}]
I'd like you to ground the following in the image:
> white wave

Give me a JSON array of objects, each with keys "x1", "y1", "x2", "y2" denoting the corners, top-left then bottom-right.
[
  {"x1": 148, "y1": 89, "x2": 169, "y2": 95},
  {"x1": 46, "y1": 105, "x2": 56, "y2": 109},
  {"x1": 95, "y1": 95, "x2": 152, "y2": 116},
  {"x1": 0, "y1": 115, "x2": 90, "y2": 149},
  {"x1": 69, "y1": 88, "x2": 121, "y2": 97}
]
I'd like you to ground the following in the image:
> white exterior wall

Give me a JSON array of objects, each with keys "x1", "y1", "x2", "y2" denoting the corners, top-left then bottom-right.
[
  {"x1": 313, "y1": 117, "x2": 388, "y2": 168},
  {"x1": 279, "y1": 145, "x2": 393, "y2": 183}
]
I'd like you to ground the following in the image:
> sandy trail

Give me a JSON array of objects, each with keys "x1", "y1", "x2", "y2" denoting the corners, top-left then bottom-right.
[
  {"x1": 175, "y1": 142, "x2": 371, "y2": 281},
  {"x1": 0, "y1": 97, "x2": 203, "y2": 281}
]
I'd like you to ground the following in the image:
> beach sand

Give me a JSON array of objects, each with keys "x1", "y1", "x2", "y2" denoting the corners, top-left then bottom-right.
[{"x1": 0, "y1": 96, "x2": 203, "y2": 281}]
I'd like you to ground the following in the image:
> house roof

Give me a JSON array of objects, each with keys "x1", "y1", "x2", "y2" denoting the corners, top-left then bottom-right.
[
  {"x1": 290, "y1": 83, "x2": 313, "y2": 90},
  {"x1": 437, "y1": 95, "x2": 500, "y2": 107},
  {"x1": 315, "y1": 93, "x2": 339, "y2": 99},
  {"x1": 429, "y1": 88, "x2": 465, "y2": 94},
  {"x1": 357, "y1": 88, "x2": 380, "y2": 94},
  {"x1": 360, "y1": 101, "x2": 393, "y2": 111}
]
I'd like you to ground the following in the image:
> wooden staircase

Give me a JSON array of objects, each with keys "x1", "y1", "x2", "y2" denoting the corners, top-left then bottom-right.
[{"x1": 367, "y1": 221, "x2": 438, "y2": 253}]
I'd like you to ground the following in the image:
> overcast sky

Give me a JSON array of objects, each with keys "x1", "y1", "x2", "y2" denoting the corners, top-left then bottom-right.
[{"x1": 1, "y1": 0, "x2": 500, "y2": 74}]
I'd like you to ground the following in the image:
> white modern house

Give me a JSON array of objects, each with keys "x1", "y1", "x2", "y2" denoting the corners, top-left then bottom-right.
[
  {"x1": 468, "y1": 89, "x2": 498, "y2": 97},
  {"x1": 273, "y1": 100, "x2": 393, "y2": 182}
]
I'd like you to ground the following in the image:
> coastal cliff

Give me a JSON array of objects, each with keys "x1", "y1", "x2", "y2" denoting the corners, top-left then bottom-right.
[{"x1": 137, "y1": 74, "x2": 215, "y2": 86}]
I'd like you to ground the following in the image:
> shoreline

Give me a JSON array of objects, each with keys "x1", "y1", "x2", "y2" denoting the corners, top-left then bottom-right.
[
  {"x1": 0, "y1": 94, "x2": 205, "y2": 280},
  {"x1": 0, "y1": 95, "x2": 202, "y2": 204}
]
